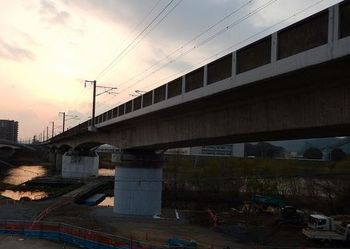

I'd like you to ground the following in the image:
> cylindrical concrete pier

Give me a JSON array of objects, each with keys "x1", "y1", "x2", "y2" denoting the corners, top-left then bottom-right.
[{"x1": 114, "y1": 150, "x2": 164, "y2": 216}]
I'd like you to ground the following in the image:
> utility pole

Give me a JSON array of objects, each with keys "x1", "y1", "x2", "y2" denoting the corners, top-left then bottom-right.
[
  {"x1": 85, "y1": 80, "x2": 97, "y2": 130},
  {"x1": 46, "y1": 126, "x2": 49, "y2": 140},
  {"x1": 84, "y1": 80, "x2": 117, "y2": 132},
  {"x1": 42, "y1": 130, "x2": 45, "y2": 142},
  {"x1": 58, "y1": 112, "x2": 79, "y2": 133},
  {"x1": 59, "y1": 112, "x2": 66, "y2": 133},
  {"x1": 51, "y1": 121, "x2": 55, "y2": 138}
]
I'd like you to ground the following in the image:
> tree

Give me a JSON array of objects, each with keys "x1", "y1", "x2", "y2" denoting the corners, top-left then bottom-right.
[
  {"x1": 303, "y1": 147, "x2": 322, "y2": 159},
  {"x1": 330, "y1": 148, "x2": 346, "y2": 161}
]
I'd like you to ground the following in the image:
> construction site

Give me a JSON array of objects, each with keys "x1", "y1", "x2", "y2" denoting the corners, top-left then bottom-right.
[{"x1": 0, "y1": 153, "x2": 349, "y2": 249}]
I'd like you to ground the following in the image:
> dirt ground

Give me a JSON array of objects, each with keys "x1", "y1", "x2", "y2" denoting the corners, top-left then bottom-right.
[
  {"x1": 0, "y1": 235, "x2": 77, "y2": 249},
  {"x1": 45, "y1": 202, "x2": 349, "y2": 248},
  {"x1": 46, "y1": 204, "x2": 243, "y2": 248},
  {"x1": 0, "y1": 194, "x2": 343, "y2": 249}
]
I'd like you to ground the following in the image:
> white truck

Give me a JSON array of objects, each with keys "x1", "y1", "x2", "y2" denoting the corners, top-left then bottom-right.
[{"x1": 302, "y1": 214, "x2": 350, "y2": 243}]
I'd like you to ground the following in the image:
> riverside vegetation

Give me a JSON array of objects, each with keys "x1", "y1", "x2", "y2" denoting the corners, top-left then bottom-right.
[{"x1": 162, "y1": 156, "x2": 350, "y2": 214}]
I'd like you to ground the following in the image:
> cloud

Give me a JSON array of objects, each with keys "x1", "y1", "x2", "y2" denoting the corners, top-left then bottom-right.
[
  {"x1": 0, "y1": 38, "x2": 35, "y2": 61},
  {"x1": 15, "y1": 30, "x2": 40, "y2": 47},
  {"x1": 39, "y1": 0, "x2": 71, "y2": 27}
]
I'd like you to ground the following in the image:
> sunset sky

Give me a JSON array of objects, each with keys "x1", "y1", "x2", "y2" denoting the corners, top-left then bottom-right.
[{"x1": 0, "y1": 0, "x2": 342, "y2": 140}]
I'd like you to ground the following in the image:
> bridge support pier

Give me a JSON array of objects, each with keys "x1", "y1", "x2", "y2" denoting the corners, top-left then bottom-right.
[
  {"x1": 48, "y1": 149, "x2": 56, "y2": 170},
  {"x1": 55, "y1": 150, "x2": 63, "y2": 172},
  {"x1": 114, "y1": 150, "x2": 164, "y2": 216},
  {"x1": 62, "y1": 151, "x2": 99, "y2": 178},
  {"x1": 48, "y1": 151, "x2": 56, "y2": 164}
]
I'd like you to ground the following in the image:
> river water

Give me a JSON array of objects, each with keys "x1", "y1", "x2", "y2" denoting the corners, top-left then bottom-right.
[
  {"x1": 0, "y1": 164, "x2": 48, "y2": 200},
  {"x1": 0, "y1": 161, "x2": 115, "y2": 201}
]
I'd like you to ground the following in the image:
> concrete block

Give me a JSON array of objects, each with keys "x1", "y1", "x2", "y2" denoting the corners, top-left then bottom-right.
[{"x1": 62, "y1": 152, "x2": 99, "y2": 178}]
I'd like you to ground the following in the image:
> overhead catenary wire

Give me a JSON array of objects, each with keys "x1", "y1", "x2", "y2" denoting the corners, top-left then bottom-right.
[
  {"x1": 115, "y1": 0, "x2": 279, "y2": 95},
  {"x1": 95, "y1": 0, "x2": 184, "y2": 114},
  {"x1": 95, "y1": 0, "x2": 179, "y2": 80},
  {"x1": 93, "y1": 0, "x2": 257, "y2": 115},
  {"x1": 118, "y1": 0, "x2": 256, "y2": 89},
  {"x1": 79, "y1": 0, "x2": 298, "y2": 118},
  {"x1": 60, "y1": 1, "x2": 163, "y2": 121},
  {"x1": 101, "y1": 0, "x2": 184, "y2": 79},
  {"x1": 142, "y1": 0, "x2": 328, "y2": 91},
  {"x1": 120, "y1": 0, "x2": 163, "y2": 46}
]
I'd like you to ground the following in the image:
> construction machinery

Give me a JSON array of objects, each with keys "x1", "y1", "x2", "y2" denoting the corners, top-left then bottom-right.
[{"x1": 302, "y1": 214, "x2": 350, "y2": 243}]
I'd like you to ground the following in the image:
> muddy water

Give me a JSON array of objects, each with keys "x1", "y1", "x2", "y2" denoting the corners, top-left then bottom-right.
[
  {"x1": 98, "y1": 168, "x2": 115, "y2": 176},
  {"x1": 1, "y1": 190, "x2": 48, "y2": 200},
  {"x1": 3, "y1": 165, "x2": 46, "y2": 185},
  {"x1": 98, "y1": 197, "x2": 114, "y2": 207},
  {"x1": 0, "y1": 165, "x2": 48, "y2": 200}
]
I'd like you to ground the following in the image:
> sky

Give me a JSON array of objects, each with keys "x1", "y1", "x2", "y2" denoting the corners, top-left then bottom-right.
[{"x1": 0, "y1": 0, "x2": 342, "y2": 140}]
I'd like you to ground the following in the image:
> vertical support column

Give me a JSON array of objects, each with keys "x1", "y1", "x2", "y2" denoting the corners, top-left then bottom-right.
[
  {"x1": 114, "y1": 149, "x2": 164, "y2": 216},
  {"x1": 181, "y1": 76, "x2": 186, "y2": 94},
  {"x1": 165, "y1": 83, "x2": 169, "y2": 100},
  {"x1": 271, "y1": 33, "x2": 278, "y2": 63},
  {"x1": 231, "y1": 52, "x2": 237, "y2": 82},
  {"x1": 333, "y1": 4, "x2": 340, "y2": 42},
  {"x1": 328, "y1": 5, "x2": 335, "y2": 59},
  {"x1": 203, "y1": 65, "x2": 208, "y2": 86},
  {"x1": 151, "y1": 90, "x2": 155, "y2": 105}
]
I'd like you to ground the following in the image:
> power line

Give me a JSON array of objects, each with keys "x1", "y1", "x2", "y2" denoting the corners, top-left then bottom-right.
[
  {"x1": 93, "y1": 0, "x2": 162, "y2": 79},
  {"x1": 118, "y1": 0, "x2": 256, "y2": 89},
  {"x1": 59, "y1": 1, "x2": 163, "y2": 122},
  {"x1": 102, "y1": 0, "x2": 184, "y2": 80},
  {"x1": 95, "y1": 0, "x2": 178, "y2": 80},
  {"x1": 127, "y1": 0, "x2": 163, "y2": 39},
  {"x1": 89, "y1": 0, "x2": 255, "y2": 116},
  {"x1": 116, "y1": 0, "x2": 279, "y2": 94},
  {"x1": 142, "y1": 0, "x2": 327, "y2": 92},
  {"x1": 94, "y1": 0, "x2": 282, "y2": 114},
  {"x1": 93, "y1": 0, "x2": 183, "y2": 114}
]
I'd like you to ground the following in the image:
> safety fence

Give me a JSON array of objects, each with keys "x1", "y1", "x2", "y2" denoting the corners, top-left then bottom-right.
[
  {"x1": 0, "y1": 220, "x2": 347, "y2": 249},
  {"x1": 0, "y1": 220, "x2": 146, "y2": 249}
]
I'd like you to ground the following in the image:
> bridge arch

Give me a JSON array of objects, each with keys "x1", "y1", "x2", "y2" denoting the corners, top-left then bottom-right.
[
  {"x1": 73, "y1": 142, "x2": 104, "y2": 152},
  {"x1": 57, "y1": 144, "x2": 72, "y2": 153}
]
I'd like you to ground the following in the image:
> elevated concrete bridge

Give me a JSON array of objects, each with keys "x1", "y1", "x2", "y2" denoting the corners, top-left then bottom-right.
[{"x1": 48, "y1": 2, "x2": 350, "y2": 216}]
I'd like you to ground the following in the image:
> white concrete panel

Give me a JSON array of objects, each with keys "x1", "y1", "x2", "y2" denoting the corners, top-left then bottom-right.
[
  {"x1": 62, "y1": 153, "x2": 99, "y2": 178},
  {"x1": 114, "y1": 167, "x2": 162, "y2": 216}
]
